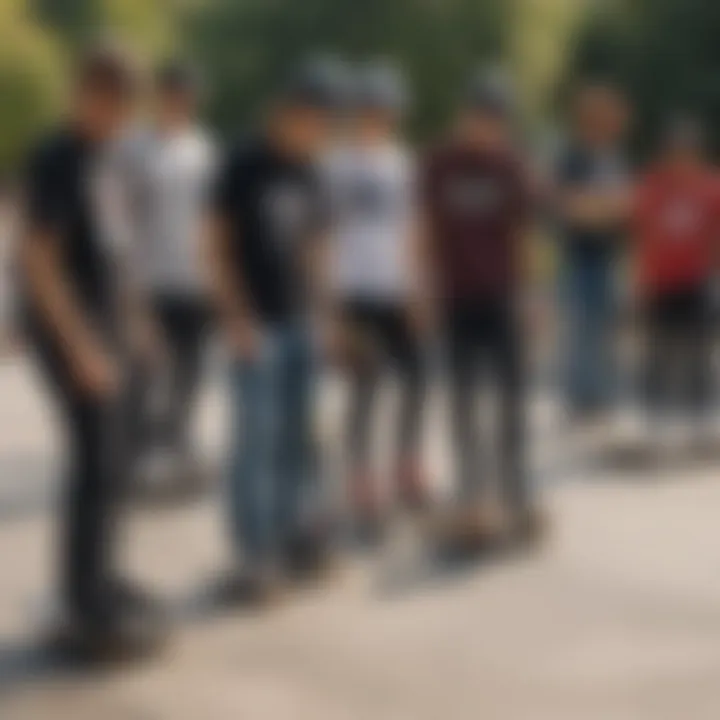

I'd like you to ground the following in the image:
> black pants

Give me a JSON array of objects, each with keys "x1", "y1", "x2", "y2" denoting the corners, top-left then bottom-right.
[
  {"x1": 445, "y1": 301, "x2": 527, "y2": 509},
  {"x1": 28, "y1": 320, "x2": 136, "y2": 618},
  {"x1": 139, "y1": 293, "x2": 211, "y2": 455},
  {"x1": 342, "y1": 300, "x2": 425, "y2": 471},
  {"x1": 643, "y1": 286, "x2": 713, "y2": 417}
]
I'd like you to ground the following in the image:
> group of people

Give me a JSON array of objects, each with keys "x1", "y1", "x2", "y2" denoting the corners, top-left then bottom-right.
[
  {"x1": 18, "y1": 40, "x2": 720, "y2": 663},
  {"x1": 557, "y1": 84, "x2": 720, "y2": 435}
]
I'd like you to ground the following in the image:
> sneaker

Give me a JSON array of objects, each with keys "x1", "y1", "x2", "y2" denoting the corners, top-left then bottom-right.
[
  {"x1": 509, "y1": 505, "x2": 548, "y2": 549},
  {"x1": 283, "y1": 526, "x2": 338, "y2": 584},
  {"x1": 210, "y1": 564, "x2": 286, "y2": 609},
  {"x1": 430, "y1": 501, "x2": 509, "y2": 557},
  {"x1": 48, "y1": 582, "x2": 170, "y2": 664}
]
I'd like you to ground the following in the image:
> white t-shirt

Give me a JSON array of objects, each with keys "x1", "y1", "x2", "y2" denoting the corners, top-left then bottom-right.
[
  {"x1": 324, "y1": 141, "x2": 416, "y2": 301},
  {"x1": 117, "y1": 125, "x2": 216, "y2": 295}
]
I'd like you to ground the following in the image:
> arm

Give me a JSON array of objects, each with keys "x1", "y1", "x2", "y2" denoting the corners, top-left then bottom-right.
[
  {"x1": 21, "y1": 229, "x2": 117, "y2": 396},
  {"x1": 553, "y1": 148, "x2": 631, "y2": 230},
  {"x1": 204, "y1": 211, "x2": 260, "y2": 358},
  {"x1": 21, "y1": 144, "x2": 117, "y2": 396},
  {"x1": 406, "y1": 207, "x2": 438, "y2": 338},
  {"x1": 558, "y1": 186, "x2": 630, "y2": 228},
  {"x1": 204, "y1": 150, "x2": 262, "y2": 358},
  {"x1": 407, "y1": 153, "x2": 441, "y2": 338}
]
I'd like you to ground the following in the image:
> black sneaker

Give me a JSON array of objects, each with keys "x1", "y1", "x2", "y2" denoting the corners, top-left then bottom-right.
[
  {"x1": 428, "y1": 502, "x2": 509, "y2": 559},
  {"x1": 509, "y1": 506, "x2": 548, "y2": 550},
  {"x1": 283, "y1": 527, "x2": 337, "y2": 584},
  {"x1": 49, "y1": 583, "x2": 170, "y2": 665},
  {"x1": 210, "y1": 565, "x2": 286, "y2": 609}
]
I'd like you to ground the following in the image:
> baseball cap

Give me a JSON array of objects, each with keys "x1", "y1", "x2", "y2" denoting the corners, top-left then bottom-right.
[
  {"x1": 280, "y1": 56, "x2": 351, "y2": 111},
  {"x1": 353, "y1": 61, "x2": 408, "y2": 114},
  {"x1": 465, "y1": 66, "x2": 516, "y2": 119}
]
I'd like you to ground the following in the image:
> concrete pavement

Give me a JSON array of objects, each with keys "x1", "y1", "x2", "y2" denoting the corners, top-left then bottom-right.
[{"x1": 1, "y1": 357, "x2": 720, "y2": 719}]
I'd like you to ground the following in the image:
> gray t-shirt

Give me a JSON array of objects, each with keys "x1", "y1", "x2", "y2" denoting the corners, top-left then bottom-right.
[{"x1": 117, "y1": 125, "x2": 216, "y2": 295}]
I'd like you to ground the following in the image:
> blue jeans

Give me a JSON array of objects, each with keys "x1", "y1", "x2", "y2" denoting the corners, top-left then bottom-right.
[
  {"x1": 227, "y1": 322, "x2": 316, "y2": 565},
  {"x1": 562, "y1": 250, "x2": 616, "y2": 411}
]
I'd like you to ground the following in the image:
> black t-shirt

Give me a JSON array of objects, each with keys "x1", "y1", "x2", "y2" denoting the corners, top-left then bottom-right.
[
  {"x1": 212, "y1": 137, "x2": 327, "y2": 323},
  {"x1": 23, "y1": 127, "x2": 115, "y2": 327},
  {"x1": 555, "y1": 142, "x2": 628, "y2": 262}
]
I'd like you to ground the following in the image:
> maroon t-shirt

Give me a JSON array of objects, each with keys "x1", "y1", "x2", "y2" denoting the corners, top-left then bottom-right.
[{"x1": 422, "y1": 142, "x2": 529, "y2": 303}]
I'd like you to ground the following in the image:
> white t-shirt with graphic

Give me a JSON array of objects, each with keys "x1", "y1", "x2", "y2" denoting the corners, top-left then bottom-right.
[{"x1": 324, "y1": 142, "x2": 416, "y2": 301}]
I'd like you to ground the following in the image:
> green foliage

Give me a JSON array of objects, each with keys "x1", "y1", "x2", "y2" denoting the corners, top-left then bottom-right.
[
  {"x1": 0, "y1": 1, "x2": 65, "y2": 177},
  {"x1": 566, "y1": 0, "x2": 720, "y2": 159},
  {"x1": 187, "y1": 0, "x2": 509, "y2": 143},
  {"x1": 32, "y1": 0, "x2": 180, "y2": 57}
]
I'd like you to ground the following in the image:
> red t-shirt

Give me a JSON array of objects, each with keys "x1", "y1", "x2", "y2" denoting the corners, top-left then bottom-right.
[
  {"x1": 421, "y1": 142, "x2": 529, "y2": 303},
  {"x1": 633, "y1": 166, "x2": 720, "y2": 293}
]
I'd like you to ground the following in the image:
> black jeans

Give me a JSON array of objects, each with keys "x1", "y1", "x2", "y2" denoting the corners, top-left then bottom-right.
[
  {"x1": 342, "y1": 300, "x2": 426, "y2": 471},
  {"x1": 643, "y1": 285, "x2": 713, "y2": 418},
  {"x1": 28, "y1": 319, "x2": 136, "y2": 618},
  {"x1": 445, "y1": 300, "x2": 528, "y2": 509},
  {"x1": 139, "y1": 293, "x2": 211, "y2": 456}
]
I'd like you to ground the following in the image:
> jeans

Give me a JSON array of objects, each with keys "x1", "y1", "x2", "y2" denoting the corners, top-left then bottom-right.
[
  {"x1": 227, "y1": 322, "x2": 316, "y2": 565},
  {"x1": 562, "y1": 250, "x2": 616, "y2": 411}
]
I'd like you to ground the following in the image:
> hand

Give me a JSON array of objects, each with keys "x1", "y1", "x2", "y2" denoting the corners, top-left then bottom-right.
[
  {"x1": 72, "y1": 341, "x2": 120, "y2": 398},
  {"x1": 129, "y1": 313, "x2": 167, "y2": 368},
  {"x1": 319, "y1": 315, "x2": 348, "y2": 365},
  {"x1": 406, "y1": 298, "x2": 437, "y2": 341},
  {"x1": 227, "y1": 318, "x2": 262, "y2": 361},
  {"x1": 320, "y1": 316, "x2": 377, "y2": 371}
]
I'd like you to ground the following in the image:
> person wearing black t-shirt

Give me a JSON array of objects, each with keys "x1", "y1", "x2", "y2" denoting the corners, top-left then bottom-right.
[
  {"x1": 554, "y1": 81, "x2": 630, "y2": 418},
  {"x1": 20, "y1": 45, "x2": 168, "y2": 660},
  {"x1": 208, "y1": 61, "x2": 343, "y2": 602}
]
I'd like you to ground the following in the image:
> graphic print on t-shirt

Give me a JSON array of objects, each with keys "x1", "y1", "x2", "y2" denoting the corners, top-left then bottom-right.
[
  {"x1": 262, "y1": 181, "x2": 315, "y2": 249},
  {"x1": 325, "y1": 143, "x2": 414, "y2": 299},
  {"x1": 211, "y1": 137, "x2": 327, "y2": 322},
  {"x1": 343, "y1": 172, "x2": 401, "y2": 220},
  {"x1": 442, "y1": 175, "x2": 505, "y2": 215},
  {"x1": 634, "y1": 167, "x2": 720, "y2": 292},
  {"x1": 661, "y1": 200, "x2": 702, "y2": 240}
]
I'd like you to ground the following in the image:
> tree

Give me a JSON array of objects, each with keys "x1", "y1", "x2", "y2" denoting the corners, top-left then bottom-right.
[
  {"x1": 188, "y1": 0, "x2": 508, "y2": 143},
  {"x1": 0, "y1": 0, "x2": 65, "y2": 177},
  {"x1": 33, "y1": 0, "x2": 183, "y2": 60},
  {"x1": 565, "y1": 0, "x2": 720, "y2": 159}
]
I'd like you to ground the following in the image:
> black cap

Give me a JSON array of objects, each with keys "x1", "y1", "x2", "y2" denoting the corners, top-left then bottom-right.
[
  {"x1": 281, "y1": 56, "x2": 350, "y2": 111},
  {"x1": 465, "y1": 67, "x2": 516, "y2": 119},
  {"x1": 155, "y1": 59, "x2": 202, "y2": 95},
  {"x1": 353, "y1": 61, "x2": 408, "y2": 114}
]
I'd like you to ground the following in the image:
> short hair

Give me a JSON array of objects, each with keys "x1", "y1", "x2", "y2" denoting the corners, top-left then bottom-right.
[
  {"x1": 464, "y1": 66, "x2": 516, "y2": 120},
  {"x1": 75, "y1": 41, "x2": 138, "y2": 98},
  {"x1": 661, "y1": 114, "x2": 706, "y2": 154},
  {"x1": 155, "y1": 59, "x2": 201, "y2": 95},
  {"x1": 280, "y1": 57, "x2": 350, "y2": 111}
]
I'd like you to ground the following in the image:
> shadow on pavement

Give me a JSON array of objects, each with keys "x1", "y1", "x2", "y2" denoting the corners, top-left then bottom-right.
[
  {"x1": 0, "y1": 640, "x2": 87, "y2": 694},
  {"x1": 0, "y1": 451, "x2": 55, "y2": 524}
]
